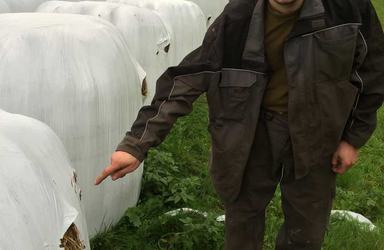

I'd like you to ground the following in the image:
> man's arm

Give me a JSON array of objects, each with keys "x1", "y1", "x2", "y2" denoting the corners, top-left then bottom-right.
[
  {"x1": 342, "y1": 0, "x2": 384, "y2": 149},
  {"x1": 333, "y1": 1, "x2": 384, "y2": 174},
  {"x1": 115, "y1": 60, "x2": 220, "y2": 162},
  {"x1": 94, "y1": 15, "x2": 224, "y2": 184}
]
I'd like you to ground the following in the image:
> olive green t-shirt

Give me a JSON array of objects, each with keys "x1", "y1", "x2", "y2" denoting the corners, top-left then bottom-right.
[{"x1": 262, "y1": 4, "x2": 299, "y2": 113}]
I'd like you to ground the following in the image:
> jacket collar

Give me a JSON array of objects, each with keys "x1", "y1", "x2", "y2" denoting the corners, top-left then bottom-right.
[
  {"x1": 299, "y1": 0, "x2": 325, "y2": 19},
  {"x1": 241, "y1": 0, "x2": 327, "y2": 71},
  {"x1": 288, "y1": 0, "x2": 327, "y2": 39},
  {"x1": 241, "y1": 0, "x2": 267, "y2": 72}
]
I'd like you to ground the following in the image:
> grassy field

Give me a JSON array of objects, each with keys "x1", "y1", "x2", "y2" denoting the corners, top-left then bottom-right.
[{"x1": 91, "y1": 1, "x2": 384, "y2": 249}]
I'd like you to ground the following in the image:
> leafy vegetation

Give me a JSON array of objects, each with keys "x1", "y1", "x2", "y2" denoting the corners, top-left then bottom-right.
[
  {"x1": 91, "y1": 96, "x2": 224, "y2": 250},
  {"x1": 91, "y1": 2, "x2": 384, "y2": 249}
]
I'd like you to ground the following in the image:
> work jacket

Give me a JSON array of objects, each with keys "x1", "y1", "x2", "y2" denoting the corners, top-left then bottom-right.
[{"x1": 117, "y1": 0, "x2": 384, "y2": 203}]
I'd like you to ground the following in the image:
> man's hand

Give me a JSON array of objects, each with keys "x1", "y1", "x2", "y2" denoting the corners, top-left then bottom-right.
[
  {"x1": 331, "y1": 140, "x2": 359, "y2": 174},
  {"x1": 94, "y1": 151, "x2": 141, "y2": 185}
]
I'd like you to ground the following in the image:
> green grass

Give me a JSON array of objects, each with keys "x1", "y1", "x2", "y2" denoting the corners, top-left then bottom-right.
[
  {"x1": 91, "y1": 2, "x2": 384, "y2": 249},
  {"x1": 91, "y1": 96, "x2": 224, "y2": 249},
  {"x1": 373, "y1": 0, "x2": 384, "y2": 20}
]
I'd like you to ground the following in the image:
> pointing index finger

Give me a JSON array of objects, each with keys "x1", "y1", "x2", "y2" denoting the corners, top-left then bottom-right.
[
  {"x1": 95, "y1": 160, "x2": 130, "y2": 185},
  {"x1": 95, "y1": 164, "x2": 115, "y2": 185}
]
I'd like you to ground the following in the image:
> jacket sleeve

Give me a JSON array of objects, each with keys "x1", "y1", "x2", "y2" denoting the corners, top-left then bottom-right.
[
  {"x1": 115, "y1": 22, "x2": 223, "y2": 162},
  {"x1": 342, "y1": 1, "x2": 384, "y2": 149}
]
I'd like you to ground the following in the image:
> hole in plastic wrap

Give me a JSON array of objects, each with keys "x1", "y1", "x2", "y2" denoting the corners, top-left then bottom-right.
[
  {"x1": 60, "y1": 223, "x2": 85, "y2": 250},
  {"x1": 164, "y1": 44, "x2": 170, "y2": 53},
  {"x1": 142, "y1": 78, "x2": 148, "y2": 96}
]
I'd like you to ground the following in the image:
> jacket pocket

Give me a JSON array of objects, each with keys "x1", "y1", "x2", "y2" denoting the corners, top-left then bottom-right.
[{"x1": 217, "y1": 68, "x2": 258, "y2": 120}]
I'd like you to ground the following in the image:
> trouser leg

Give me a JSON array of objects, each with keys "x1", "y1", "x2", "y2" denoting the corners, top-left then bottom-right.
[
  {"x1": 224, "y1": 115, "x2": 279, "y2": 250},
  {"x1": 269, "y1": 113, "x2": 337, "y2": 250},
  {"x1": 223, "y1": 108, "x2": 336, "y2": 250},
  {"x1": 275, "y1": 163, "x2": 336, "y2": 250}
]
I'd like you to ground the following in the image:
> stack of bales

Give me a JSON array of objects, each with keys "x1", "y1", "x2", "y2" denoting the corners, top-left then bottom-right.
[
  {"x1": 0, "y1": 13, "x2": 144, "y2": 236},
  {"x1": 37, "y1": 0, "x2": 172, "y2": 105}
]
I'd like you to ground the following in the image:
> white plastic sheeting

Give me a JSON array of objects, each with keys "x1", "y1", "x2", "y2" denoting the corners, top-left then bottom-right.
[
  {"x1": 0, "y1": 0, "x2": 77, "y2": 12},
  {"x1": 37, "y1": 0, "x2": 171, "y2": 105},
  {"x1": 165, "y1": 208, "x2": 208, "y2": 217},
  {"x1": 0, "y1": 13, "x2": 144, "y2": 236},
  {"x1": 108, "y1": 0, "x2": 206, "y2": 65},
  {"x1": 1, "y1": 0, "x2": 45, "y2": 12},
  {"x1": 0, "y1": 0, "x2": 9, "y2": 12},
  {"x1": 216, "y1": 211, "x2": 377, "y2": 231},
  {"x1": 331, "y1": 210, "x2": 376, "y2": 231},
  {"x1": 0, "y1": 110, "x2": 89, "y2": 250},
  {"x1": 186, "y1": 0, "x2": 228, "y2": 27}
]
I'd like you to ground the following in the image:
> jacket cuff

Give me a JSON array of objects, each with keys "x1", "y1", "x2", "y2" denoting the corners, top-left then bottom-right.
[
  {"x1": 115, "y1": 135, "x2": 147, "y2": 162},
  {"x1": 341, "y1": 129, "x2": 367, "y2": 149}
]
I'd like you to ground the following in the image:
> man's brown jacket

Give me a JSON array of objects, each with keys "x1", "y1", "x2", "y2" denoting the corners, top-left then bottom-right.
[{"x1": 116, "y1": 0, "x2": 384, "y2": 202}]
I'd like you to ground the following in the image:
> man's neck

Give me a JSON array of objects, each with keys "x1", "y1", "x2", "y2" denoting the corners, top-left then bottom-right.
[{"x1": 268, "y1": 0, "x2": 304, "y2": 15}]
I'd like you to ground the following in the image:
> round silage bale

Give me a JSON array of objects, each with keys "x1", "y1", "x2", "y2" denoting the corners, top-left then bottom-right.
[
  {"x1": 0, "y1": 109, "x2": 89, "y2": 250},
  {"x1": 0, "y1": 13, "x2": 144, "y2": 236},
  {"x1": 108, "y1": 0, "x2": 206, "y2": 66},
  {"x1": 37, "y1": 0, "x2": 172, "y2": 105}
]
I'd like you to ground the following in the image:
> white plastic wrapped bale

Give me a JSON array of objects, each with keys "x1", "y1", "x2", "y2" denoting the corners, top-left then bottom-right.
[
  {"x1": 1, "y1": 0, "x2": 44, "y2": 12},
  {"x1": 1, "y1": 0, "x2": 78, "y2": 12},
  {"x1": 108, "y1": 0, "x2": 206, "y2": 65},
  {"x1": 0, "y1": 0, "x2": 9, "y2": 12},
  {"x1": 0, "y1": 109, "x2": 90, "y2": 250},
  {"x1": 37, "y1": 0, "x2": 171, "y2": 105},
  {"x1": 186, "y1": 0, "x2": 228, "y2": 27},
  {"x1": 0, "y1": 13, "x2": 145, "y2": 236}
]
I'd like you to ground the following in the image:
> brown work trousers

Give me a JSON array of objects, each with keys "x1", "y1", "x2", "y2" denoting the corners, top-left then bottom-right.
[{"x1": 223, "y1": 108, "x2": 337, "y2": 250}]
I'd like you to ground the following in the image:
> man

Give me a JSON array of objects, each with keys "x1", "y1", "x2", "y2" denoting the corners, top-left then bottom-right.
[{"x1": 95, "y1": 0, "x2": 384, "y2": 249}]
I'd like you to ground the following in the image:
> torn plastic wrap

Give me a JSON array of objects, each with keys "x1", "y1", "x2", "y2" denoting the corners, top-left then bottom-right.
[
  {"x1": 186, "y1": 0, "x2": 228, "y2": 27},
  {"x1": 0, "y1": 109, "x2": 90, "y2": 250},
  {"x1": 0, "y1": 13, "x2": 145, "y2": 236},
  {"x1": 108, "y1": 0, "x2": 206, "y2": 66},
  {"x1": 37, "y1": 0, "x2": 171, "y2": 105}
]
